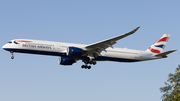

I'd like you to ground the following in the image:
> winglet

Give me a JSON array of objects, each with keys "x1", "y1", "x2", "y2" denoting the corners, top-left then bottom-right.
[
  {"x1": 130, "y1": 26, "x2": 140, "y2": 34},
  {"x1": 134, "y1": 26, "x2": 140, "y2": 31}
]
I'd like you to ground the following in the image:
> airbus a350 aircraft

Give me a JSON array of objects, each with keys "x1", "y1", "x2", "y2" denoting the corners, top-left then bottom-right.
[{"x1": 2, "y1": 27, "x2": 176, "y2": 69}]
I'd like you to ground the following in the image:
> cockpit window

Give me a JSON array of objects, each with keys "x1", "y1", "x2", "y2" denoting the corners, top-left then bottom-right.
[{"x1": 8, "y1": 41, "x2": 12, "y2": 43}]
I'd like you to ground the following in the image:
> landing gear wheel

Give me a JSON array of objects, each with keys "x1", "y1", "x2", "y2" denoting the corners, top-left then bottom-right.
[
  {"x1": 81, "y1": 65, "x2": 85, "y2": 69},
  {"x1": 82, "y1": 60, "x2": 97, "y2": 69},
  {"x1": 11, "y1": 56, "x2": 14, "y2": 59},
  {"x1": 81, "y1": 65, "x2": 91, "y2": 69},
  {"x1": 92, "y1": 61, "x2": 97, "y2": 65}
]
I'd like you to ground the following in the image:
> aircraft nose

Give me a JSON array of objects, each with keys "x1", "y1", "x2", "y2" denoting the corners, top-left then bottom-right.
[{"x1": 2, "y1": 44, "x2": 7, "y2": 49}]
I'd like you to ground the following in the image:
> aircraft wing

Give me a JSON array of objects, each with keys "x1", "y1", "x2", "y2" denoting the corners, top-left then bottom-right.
[{"x1": 84, "y1": 27, "x2": 140, "y2": 58}]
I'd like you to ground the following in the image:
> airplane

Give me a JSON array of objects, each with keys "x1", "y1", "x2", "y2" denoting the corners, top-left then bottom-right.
[{"x1": 2, "y1": 27, "x2": 176, "y2": 69}]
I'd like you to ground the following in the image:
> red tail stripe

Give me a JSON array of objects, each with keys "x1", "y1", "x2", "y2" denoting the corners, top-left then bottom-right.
[
  {"x1": 156, "y1": 37, "x2": 169, "y2": 43},
  {"x1": 149, "y1": 47, "x2": 161, "y2": 54}
]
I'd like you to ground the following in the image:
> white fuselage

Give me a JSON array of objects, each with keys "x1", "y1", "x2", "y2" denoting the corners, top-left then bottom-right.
[{"x1": 2, "y1": 39, "x2": 161, "y2": 62}]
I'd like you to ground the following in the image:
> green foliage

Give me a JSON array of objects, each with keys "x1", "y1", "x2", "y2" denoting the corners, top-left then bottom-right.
[{"x1": 160, "y1": 65, "x2": 180, "y2": 101}]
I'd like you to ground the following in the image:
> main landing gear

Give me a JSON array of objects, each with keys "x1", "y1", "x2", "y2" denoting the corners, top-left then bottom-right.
[
  {"x1": 10, "y1": 51, "x2": 14, "y2": 59},
  {"x1": 81, "y1": 60, "x2": 97, "y2": 69},
  {"x1": 81, "y1": 65, "x2": 91, "y2": 69}
]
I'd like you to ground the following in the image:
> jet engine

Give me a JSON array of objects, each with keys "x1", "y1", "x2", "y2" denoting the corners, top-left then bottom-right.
[
  {"x1": 67, "y1": 47, "x2": 83, "y2": 56},
  {"x1": 58, "y1": 56, "x2": 76, "y2": 65}
]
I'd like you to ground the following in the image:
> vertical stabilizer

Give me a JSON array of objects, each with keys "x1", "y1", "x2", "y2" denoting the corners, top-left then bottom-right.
[{"x1": 146, "y1": 34, "x2": 171, "y2": 54}]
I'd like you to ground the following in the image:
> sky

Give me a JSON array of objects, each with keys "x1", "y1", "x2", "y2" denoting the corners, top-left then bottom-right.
[{"x1": 0, "y1": 0, "x2": 180, "y2": 101}]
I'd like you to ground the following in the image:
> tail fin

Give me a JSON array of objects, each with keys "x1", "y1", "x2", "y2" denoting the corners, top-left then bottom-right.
[{"x1": 146, "y1": 34, "x2": 171, "y2": 54}]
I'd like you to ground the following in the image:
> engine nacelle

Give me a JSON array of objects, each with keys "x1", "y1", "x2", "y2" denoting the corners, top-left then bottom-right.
[
  {"x1": 67, "y1": 47, "x2": 83, "y2": 56},
  {"x1": 58, "y1": 56, "x2": 75, "y2": 65}
]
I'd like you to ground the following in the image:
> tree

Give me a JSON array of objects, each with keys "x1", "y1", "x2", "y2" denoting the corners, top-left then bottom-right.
[{"x1": 160, "y1": 65, "x2": 180, "y2": 101}]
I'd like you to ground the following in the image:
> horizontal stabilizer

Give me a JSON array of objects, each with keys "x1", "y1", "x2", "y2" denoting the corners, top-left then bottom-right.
[{"x1": 154, "y1": 50, "x2": 176, "y2": 57}]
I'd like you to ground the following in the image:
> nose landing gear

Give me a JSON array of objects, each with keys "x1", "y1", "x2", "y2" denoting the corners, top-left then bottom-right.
[{"x1": 10, "y1": 51, "x2": 14, "y2": 59}]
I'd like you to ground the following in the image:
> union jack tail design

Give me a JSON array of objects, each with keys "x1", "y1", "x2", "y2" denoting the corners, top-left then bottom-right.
[{"x1": 146, "y1": 34, "x2": 171, "y2": 54}]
